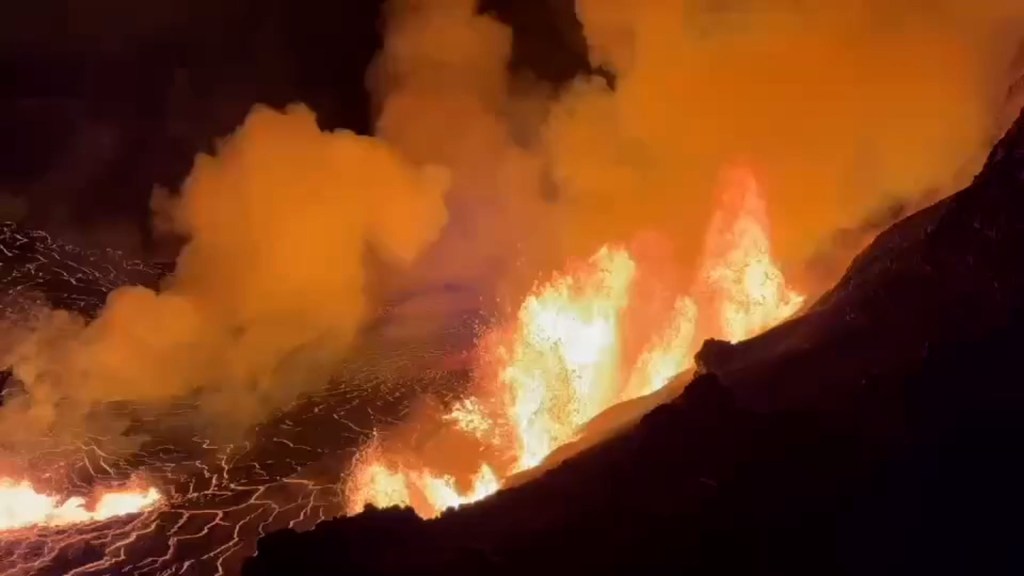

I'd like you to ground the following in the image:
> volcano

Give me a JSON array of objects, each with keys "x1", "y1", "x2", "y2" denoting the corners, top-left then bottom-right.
[
  {"x1": 0, "y1": 140, "x2": 809, "y2": 574},
  {"x1": 0, "y1": 115, "x2": 1020, "y2": 576},
  {"x1": 1, "y1": 109, "x2": 1020, "y2": 575},
  {"x1": 241, "y1": 108, "x2": 1024, "y2": 576}
]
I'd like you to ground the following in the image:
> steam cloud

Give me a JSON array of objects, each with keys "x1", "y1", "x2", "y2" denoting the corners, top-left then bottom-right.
[{"x1": 2, "y1": 0, "x2": 1023, "y2": 449}]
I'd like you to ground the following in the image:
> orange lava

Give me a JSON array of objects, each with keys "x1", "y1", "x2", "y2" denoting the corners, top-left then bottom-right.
[
  {"x1": 699, "y1": 165, "x2": 805, "y2": 342},
  {"x1": 347, "y1": 440, "x2": 501, "y2": 518},
  {"x1": 0, "y1": 479, "x2": 162, "y2": 532},
  {"x1": 345, "y1": 166, "x2": 804, "y2": 519}
]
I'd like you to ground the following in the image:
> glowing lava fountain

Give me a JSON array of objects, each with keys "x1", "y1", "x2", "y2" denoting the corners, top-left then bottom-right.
[
  {"x1": 0, "y1": 480, "x2": 162, "y2": 532},
  {"x1": 346, "y1": 166, "x2": 805, "y2": 519}
]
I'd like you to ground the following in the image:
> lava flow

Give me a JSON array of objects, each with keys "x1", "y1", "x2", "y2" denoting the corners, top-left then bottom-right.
[
  {"x1": 0, "y1": 479, "x2": 161, "y2": 532},
  {"x1": 345, "y1": 166, "x2": 806, "y2": 519}
]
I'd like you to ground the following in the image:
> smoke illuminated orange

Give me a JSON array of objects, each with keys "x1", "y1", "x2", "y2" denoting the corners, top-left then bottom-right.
[
  {"x1": 345, "y1": 166, "x2": 804, "y2": 519},
  {"x1": 0, "y1": 479, "x2": 161, "y2": 532}
]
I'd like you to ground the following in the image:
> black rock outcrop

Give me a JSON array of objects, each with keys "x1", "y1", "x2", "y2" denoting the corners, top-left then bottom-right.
[{"x1": 244, "y1": 107, "x2": 1024, "y2": 576}]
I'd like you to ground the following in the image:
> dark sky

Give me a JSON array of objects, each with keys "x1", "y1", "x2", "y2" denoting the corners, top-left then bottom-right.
[{"x1": 2, "y1": 0, "x2": 588, "y2": 254}]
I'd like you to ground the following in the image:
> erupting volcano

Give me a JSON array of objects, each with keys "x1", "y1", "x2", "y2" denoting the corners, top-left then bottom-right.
[
  {"x1": 345, "y1": 165, "x2": 805, "y2": 519},
  {"x1": 5, "y1": 0, "x2": 1023, "y2": 574},
  {"x1": 0, "y1": 164, "x2": 807, "y2": 574}
]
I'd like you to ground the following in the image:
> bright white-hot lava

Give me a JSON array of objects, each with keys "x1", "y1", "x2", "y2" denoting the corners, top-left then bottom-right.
[
  {"x1": 699, "y1": 165, "x2": 806, "y2": 342},
  {"x1": 0, "y1": 479, "x2": 161, "y2": 532},
  {"x1": 345, "y1": 166, "x2": 806, "y2": 519}
]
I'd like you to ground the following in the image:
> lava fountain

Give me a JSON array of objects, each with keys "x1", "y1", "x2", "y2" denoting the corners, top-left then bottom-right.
[
  {"x1": 0, "y1": 479, "x2": 162, "y2": 532},
  {"x1": 346, "y1": 165, "x2": 805, "y2": 519}
]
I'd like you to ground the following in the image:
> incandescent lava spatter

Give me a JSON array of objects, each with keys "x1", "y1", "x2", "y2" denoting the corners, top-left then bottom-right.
[{"x1": 0, "y1": 221, "x2": 477, "y2": 576}]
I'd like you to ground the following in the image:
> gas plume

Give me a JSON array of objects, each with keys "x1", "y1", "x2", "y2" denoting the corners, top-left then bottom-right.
[
  {"x1": 371, "y1": 0, "x2": 1024, "y2": 308},
  {"x1": 545, "y1": 0, "x2": 1024, "y2": 281},
  {"x1": 1, "y1": 104, "x2": 448, "y2": 447},
  {"x1": 369, "y1": 0, "x2": 557, "y2": 320}
]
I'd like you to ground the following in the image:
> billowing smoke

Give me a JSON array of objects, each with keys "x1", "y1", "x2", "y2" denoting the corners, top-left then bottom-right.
[
  {"x1": 1, "y1": 104, "x2": 448, "y2": 447},
  {"x1": 545, "y1": 0, "x2": 1024, "y2": 283},
  {"x1": 370, "y1": 0, "x2": 1024, "y2": 309},
  {"x1": 2, "y1": 0, "x2": 1022, "y2": 451},
  {"x1": 368, "y1": 0, "x2": 557, "y2": 327}
]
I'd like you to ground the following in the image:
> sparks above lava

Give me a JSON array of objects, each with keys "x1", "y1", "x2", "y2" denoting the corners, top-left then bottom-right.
[
  {"x1": 345, "y1": 166, "x2": 805, "y2": 519},
  {"x1": 0, "y1": 480, "x2": 162, "y2": 532}
]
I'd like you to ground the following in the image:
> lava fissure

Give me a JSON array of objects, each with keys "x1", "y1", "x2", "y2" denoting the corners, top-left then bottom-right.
[
  {"x1": 344, "y1": 166, "x2": 805, "y2": 519},
  {"x1": 0, "y1": 166, "x2": 805, "y2": 573}
]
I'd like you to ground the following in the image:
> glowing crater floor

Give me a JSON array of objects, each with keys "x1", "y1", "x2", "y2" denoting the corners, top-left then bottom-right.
[
  {"x1": 0, "y1": 222, "x2": 475, "y2": 575},
  {"x1": 0, "y1": 357, "x2": 470, "y2": 576}
]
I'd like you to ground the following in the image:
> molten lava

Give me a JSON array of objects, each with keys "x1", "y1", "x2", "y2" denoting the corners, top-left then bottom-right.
[
  {"x1": 345, "y1": 166, "x2": 805, "y2": 519},
  {"x1": 699, "y1": 165, "x2": 805, "y2": 342},
  {"x1": 0, "y1": 480, "x2": 161, "y2": 532}
]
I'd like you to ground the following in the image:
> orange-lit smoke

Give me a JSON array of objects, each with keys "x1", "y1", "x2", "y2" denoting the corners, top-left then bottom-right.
[
  {"x1": 0, "y1": 104, "x2": 448, "y2": 446},
  {"x1": 363, "y1": 0, "x2": 1024, "y2": 325},
  {"x1": 368, "y1": 0, "x2": 555, "y2": 322},
  {"x1": 547, "y1": 0, "x2": 1024, "y2": 286},
  {"x1": 345, "y1": 167, "x2": 804, "y2": 519}
]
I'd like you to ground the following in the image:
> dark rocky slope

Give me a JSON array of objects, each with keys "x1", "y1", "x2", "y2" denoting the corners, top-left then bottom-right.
[{"x1": 243, "y1": 107, "x2": 1024, "y2": 576}]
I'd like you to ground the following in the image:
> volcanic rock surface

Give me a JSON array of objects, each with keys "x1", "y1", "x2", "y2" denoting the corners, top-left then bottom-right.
[
  {"x1": 0, "y1": 223, "x2": 172, "y2": 317},
  {"x1": 0, "y1": 226, "x2": 479, "y2": 575},
  {"x1": 242, "y1": 110, "x2": 1024, "y2": 576}
]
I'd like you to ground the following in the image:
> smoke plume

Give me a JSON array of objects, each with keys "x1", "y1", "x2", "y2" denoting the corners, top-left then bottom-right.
[
  {"x1": 368, "y1": 0, "x2": 1024, "y2": 307},
  {"x1": 1, "y1": 104, "x2": 448, "y2": 447},
  {"x1": 368, "y1": 0, "x2": 558, "y2": 322},
  {"x1": 543, "y1": 0, "x2": 1024, "y2": 280}
]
